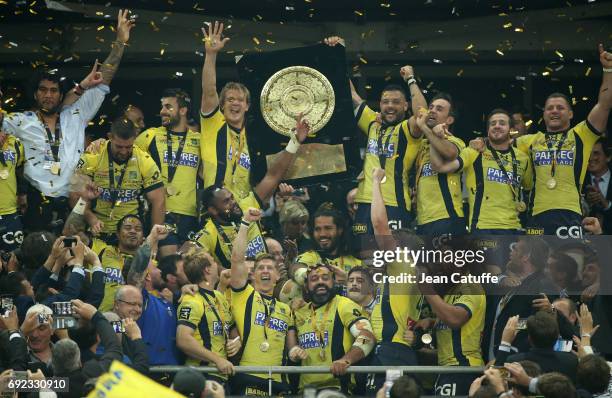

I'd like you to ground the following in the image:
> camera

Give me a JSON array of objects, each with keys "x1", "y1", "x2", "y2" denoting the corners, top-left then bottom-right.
[
  {"x1": 63, "y1": 237, "x2": 77, "y2": 247},
  {"x1": 111, "y1": 320, "x2": 125, "y2": 333},
  {"x1": 0, "y1": 295, "x2": 13, "y2": 317},
  {"x1": 52, "y1": 301, "x2": 77, "y2": 329}
]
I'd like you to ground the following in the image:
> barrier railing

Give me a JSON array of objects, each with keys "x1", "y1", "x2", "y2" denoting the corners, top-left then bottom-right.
[{"x1": 150, "y1": 365, "x2": 485, "y2": 395}]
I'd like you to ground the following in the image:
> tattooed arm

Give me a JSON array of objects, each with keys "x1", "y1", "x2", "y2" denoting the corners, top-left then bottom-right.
[{"x1": 100, "y1": 9, "x2": 135, "y2": 86}]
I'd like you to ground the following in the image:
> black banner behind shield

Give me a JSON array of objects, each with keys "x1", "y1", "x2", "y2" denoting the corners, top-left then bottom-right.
[{"x1": 236, "y1": 43, "x2": 359, "y2": 186}]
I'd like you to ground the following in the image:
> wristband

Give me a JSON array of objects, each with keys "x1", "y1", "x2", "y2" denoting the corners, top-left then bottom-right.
[
  {"x1": 9, "y1": 331, "x2": 22, "y2": 341},
  {"x1": 603, "y1": 67, "x2": 612, "y2": 73},
  {"x1": 405, "y1": 77, "x2": 417, "y2": 86},
  {"x1": 73, "y1": 197, "x2": 87, "y2": 215},
  {"x1": 92, "y1": 265, "x2": 104, "y2": 273},
  {"x1": 583, "y1": 345, "x2": 595, "y2": 355},
  {"x1": 285, "y1": 132, "x2": 301, "y2": 154},
  {"x1": 581, "y1": 333, "x2": 591, "y2": 338},
  {"x1": 500, "y1": 341, "x2": 513, "y2": 347},
  {"x1": 240, "y1": 219, "x2": 251, "y2": 227}
]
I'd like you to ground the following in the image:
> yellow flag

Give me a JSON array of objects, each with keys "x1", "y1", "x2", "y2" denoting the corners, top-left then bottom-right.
[{"x1": 87, "y1": 361, "x2": 184, "y2": 398}]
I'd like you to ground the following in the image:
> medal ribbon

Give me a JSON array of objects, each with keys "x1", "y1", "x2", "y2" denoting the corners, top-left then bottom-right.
[
  {"x1": 261, "y1": 295, "x2": 276, "y2": 342},
  {"x1": 202, "y1": 290, "x2": 229, "y2": 342},
  {"x1": 165, "y1": 131, "x2": 187, "y2": 185},
  {"x1": 377, "y1": 126, "x2": 393, "y2": 169},
  {"x1": 37, "y1": 112, "x2": 61, "y2": 162},
  {"x1": 107, "y1": 142, "x2": 130, "y2": 211},
  {"x1": 310, "y1": 301, "x2": 332, "y2": 354},
  {"x1": 486, "y1": 140, "x2": 520, "y2": 202},
  {"x1": 545, "y1": 132, "x2": 568, "y2": 178},
  {"x1": 229, "y1": 127, "x2": 246, "y2": 177}
]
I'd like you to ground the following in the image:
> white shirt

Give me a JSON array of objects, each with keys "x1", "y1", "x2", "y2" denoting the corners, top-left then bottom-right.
[
  {"x1": 591, "y1": 169, "x2": 611, "y2": 210},
  {"x1": 2, "y1": 84, "x2": 109, "y2": 197}
]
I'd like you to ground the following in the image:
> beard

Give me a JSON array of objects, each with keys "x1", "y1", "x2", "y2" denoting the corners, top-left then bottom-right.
[
  {"x1": 218, "y1": 206, "x2": 242, "y2": 223},
  {"x1": 310, "y1": 284, "x2": 333, "y2": 306},
  {"x1": 162, "y1": 114, "x2": 181, "y2": 129}
]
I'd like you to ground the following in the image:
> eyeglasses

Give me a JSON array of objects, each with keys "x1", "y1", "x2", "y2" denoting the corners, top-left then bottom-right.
[{"x1": 117, "y1": 299, "x2": 143, "y2": 308}]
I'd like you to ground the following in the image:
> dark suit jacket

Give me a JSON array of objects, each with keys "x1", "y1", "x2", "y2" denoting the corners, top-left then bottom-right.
[
  {"x1": 0, "y1": 329, "x2": 28, "y2": 372},
  {"x1": 495, "y1": 347, "x2": 578, "y2": 382},
  {"x1": 583, "y1": 169, "x2": 612, "y2": 234},
  {"x1": 482, "y1": 271, "x2": 573, "y2": 358}
]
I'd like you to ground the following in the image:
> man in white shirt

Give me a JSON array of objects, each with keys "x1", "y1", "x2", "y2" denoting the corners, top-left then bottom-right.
[
  {"x1": 584, "y1": 138, "x2": 612, "y2": 234},
  {"x1": 0, "y1": 10, "x2": 135, "y2": 232}
]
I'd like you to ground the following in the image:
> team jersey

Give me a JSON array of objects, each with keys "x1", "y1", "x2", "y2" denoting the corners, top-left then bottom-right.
[
  {"x1": 295, "y1": 251, "x2": 362, "y2": 280},
  {"x1": 370, "y1": 261, "x2": 421, "y2": 347},
  {"x1": 194, "y1": 190, "x2": 266, "y2": 268},
  {"x1": 416, "y1": 136, "x2": 465, "y2": 225},
  {"x1": 515, "y1": 120, "x2": 600, "y2": 216},
  {"x1": 75, "y1": 142, "x2": 163, "y2": 234},
  {"x1": 177, "y1": 287, "x2": 234, "y2": 370},
  {"x1": 435, "y1": 282, "x2": 485, "y2": 366},
  {"x1": 294, "y1": 295, "x2": 367, "y2": 390},
  {"x1": 354, "y1": 104, "x2": 421, "y2": 210},
  {"x1": 0, "y1": 136, "x2": 24, "y2": 216},
  {"x1": 458, "y1": 146, "x2": 533, "y2": 231},
  {"x1": 200, "y1": 107, "x2": 251, "y2": 200},
  {"x1": 91, "y1": 238, "x2": 133, "y2": 312},
  {"x1": 134, "y1": 127, "x2": 201, "y2": 217},
  {"x1": 230, "y1": 283, "x2": 294, "y2": 382}
]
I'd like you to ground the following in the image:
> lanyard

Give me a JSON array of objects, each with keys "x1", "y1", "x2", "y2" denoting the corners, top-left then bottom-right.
[
  {"x1": 545, "y1": 132, "x2": 568, "y2": 178},
  {"x1": 310, "y1": 301, "x2": 332, "y2": 352},
  {"x1": 165, "y1": 131, "x2": 187, "y2": 184},
  {"x1": 107, "y1": 143, "x2": 129, "y2": 210},
  {"x1": 37, "y1": 112, "x2": 60, "y2": 162},
  {"x1": 377, "y1": 126, "x2": 394, "y2": 169},
  {"x1": 202, "y1": 290, "x2": 228, "y2": 341},
  {"x1": 486, "y1": 140, "x2": 520, "y2": 201},
  {"x1": 261, "y1": 294, "x2": 276, "y2": 342},
  {"x1": 229, "y1": 127, "x2": 246, "y2": 176},
  {"x1": 0, "y1": 146, "x2": 6, "y2": 167},
  {"x1": 213, "y1": 221, "x2": 237, "y2": 252}
]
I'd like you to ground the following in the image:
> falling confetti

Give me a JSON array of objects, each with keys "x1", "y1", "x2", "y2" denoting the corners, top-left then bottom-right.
[{"x1": 496, "y1": 49, "x2": 504, "y2": 56}]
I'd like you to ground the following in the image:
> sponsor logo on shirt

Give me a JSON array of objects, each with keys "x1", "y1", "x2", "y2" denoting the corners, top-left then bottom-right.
[
  {"x1": 104, "y1": 267, "x2": 124, "y2": 284},
  {"x1": 254, "y1": 312, "x2": 288, "y2": 332},
  {"x1": 486, "y1": 168, "x2": 522, "y2": 184},
  {"x1": 366, "y1": 139, "x2": 395, "y2": 158},
  {"x1": 212, "y1": 321, "x2": 230, "y2": 336},
  {"x1": 163, "y1": 151, "x2": 199, "y2": 168},
  {"x1": 298, "y1": 331, "x2": 329, "y2": 349},
  {"x1": 533, "y1": 150, "x2": 574, "y2": 166},
  {"x1": 246, "y1": 235, "x2": 265, "y2": 258},
  {"x1": 1, "y1": 151, "x2": 17, "y2": 164},
  {"x1": 420, "y1": 162, "x2": 436, "y2": 177},
  {"x1": 99, "y1": 188, "x2": 140, "y2": 203},
  {"x1": 228, "y1": 146, "x2": 251, "y2": 170},
  {"x1": 179, "y1": 307, "x2": 191, "y2": 320}
]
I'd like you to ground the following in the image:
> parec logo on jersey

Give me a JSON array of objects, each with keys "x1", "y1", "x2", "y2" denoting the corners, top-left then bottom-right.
[
  {"x1": 104, "y1": 267, "x2": 124, "y2": 284},
  {"x1": 163, "y1": 151, "x2": 199, "y2": 168},
  {"x1": 298, "y1": 331, "x2": 329, "y2": 349},
  {"x1": 254, "y1": 312, "x2": 288, "y2": 332},
  {"x1": 246, "y1": 235, "x2": 265, "y2": 258},
  {"x1": 486, "y1": 168, "x2": 521, "y2": 184},
  {"x1": 366, "y1": 139, "x2": 395, "y2": 158},
  {"x1": 534, "y1": 150, "x2": 574, "y2": 166},
  {"x1": 99, "y1": 188, "x2": 140, "y2": 203},
  {"x1": 420, "y1": 162, "x2": 436, "y2": 177},
  {"x1": 228, "y1": 146, "x2": 251, "y2": 169},
  {"x1": 1, "y1": 151, "x2": 16, "y2": 164}
]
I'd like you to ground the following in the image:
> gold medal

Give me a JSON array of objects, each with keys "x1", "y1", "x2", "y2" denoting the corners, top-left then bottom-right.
[
  {"x1": 166, "y1": 184, "x2": 177, "y2": 196},
  {"x1": 319, "y1": 349, "x2": 326, "y2": 361},
  {"x1": 259, "y1": 341, "x2": 270, "y2": 352},
  {"x1": 515, "y1": 201, "x2": 527, "y2": 212},
  {"x1": 50, "y1": 162, "x2": 61, "y2": 175},
  {"x1": 546, "y1": 177, "x2": 557, "y2": 190},
  {"x1": 0, "y1": 170, "x2": 8, "y2": 180},
  {"x1": 421, "y1": 333, "x2": 433, "y2": 345},
  {"x1": 380, "y1": 176, "x2": 386, "y2": 184}
]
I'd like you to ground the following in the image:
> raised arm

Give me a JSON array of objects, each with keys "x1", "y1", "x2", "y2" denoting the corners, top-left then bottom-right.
[
  {"x1": 253, "y1": 114, "x2": 309, "y2": 204},
  {"x1": 61, "y1": 61, "x2": 104, "y2": 108},
  {"x1": 401, "y1": 65, "x2": 427, "y2": 138},
  {"x1": 587, "y1": 44, "x2": 612, "y2": 132},
  {"x1": 230, "y1": 207, "x2": 261, "y2": 289},
  {"x1": 145, "y1": 187, "x2": 166, "y2": 229},
  {"x1": 200, "y1": 21, "x2": 230, "y2": 115},
  {"x1": 99, "y1": 9, "x2": 135, "y2": 86}
]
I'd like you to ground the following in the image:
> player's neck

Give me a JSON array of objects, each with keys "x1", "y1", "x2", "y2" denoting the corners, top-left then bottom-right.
[
  {"x1": 488, "y1": 140, "x2": 510, "y2": 151},
  {"x1": 167, "y1": 120, "x2": 188, "y2": 133},
  {"x1": 198, "y1": 280, "x2": 215, "y2": 292},
  {"x1": 256, "y1": 285, "x2": 274, "y2": 297},
  {"x1": 117, "y1": 243, "x2": 137, "y2": 256},
  {"x1": 37, "y1": 110, "x2": 58, "y2": 124},
  {"x1": 227, "y1": 119, "x2": 244, "y2": 131}
]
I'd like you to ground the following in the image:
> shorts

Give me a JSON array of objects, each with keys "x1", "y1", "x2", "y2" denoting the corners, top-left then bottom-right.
[
  {"x1": 367, "y1": 342, "x2": 418, "y2": 393},
  {"x1": 0, "y1": 213, "x2": 24, "y2": 251},
  {"x1": 416, "y1": 217, "x2": 466, "y2": 237},
  {"x1": 159, "y1": 212, "x2": 200, "y2": 247},
  {"x1": 353, "y1": 203, "x2": 412, "y2": 235},
  {"x1": 527, "y1": 209, "x2": 583, "y2": 237}
]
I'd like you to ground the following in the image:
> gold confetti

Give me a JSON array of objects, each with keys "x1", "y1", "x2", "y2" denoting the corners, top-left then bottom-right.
[
  {"x1": 465, "y1": 44, "x2": 474, "y2": 51},
  {"x1": 496, "y1": 49, "x2": 504, "y2": 56},
  {"x1": 569, "y1": 85, "x2": 573, "y2": 94},
  {"x1": 555, "y1": 50, "x2": 564, "y2": 58},
  {"x1": 359, "y1": 56, "x2": 368, "y2": 64},
  {"x1": 266, "y1": 39, "x2": 275, "y2": 44},
  {"x1": 97, "y1": 25, "x2": 105, "y2": 31},
  {"x1": 503, "y1": 22, "x2": 512, "y2": 28},
  {"x1": 525, "y1": 120, "x2": 533, "y2": 127},
  {"x1": 514, "y1": 27, "x2": 524, "y2": 32},
  {"x1": 252, "y1": 37, "x2": 260, "y2": 45},
  {"x1": 160, "y1": 48, "x2": 165, "y2": 55},
  {"x1": 582, "y1": 96, "x2": 589, "y2": 101},
  {"x1": 365, "y1": 85, "x2": 372, "y2": 90},
  {"x1": 380, "y1": 3, "x2": 390, "y2": 7},
  {"x1": 150, "y1": 21, "x2": 160, "y2": 32},
  {"x1": 585, "y1": 67, "x2": 591, "y2": 76},
  {"x1": 354, "y1": 10, "x2": 364, "y2": 16},
  {"x1": 572, "y1": 97, "x2": 577, "y2": 106},
  {"x1": 457, "y1": 69, "x2": 464, "y2": 77},
  {"x1": 542, "y1": 71, "x2": 550, "y2": 76}
]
